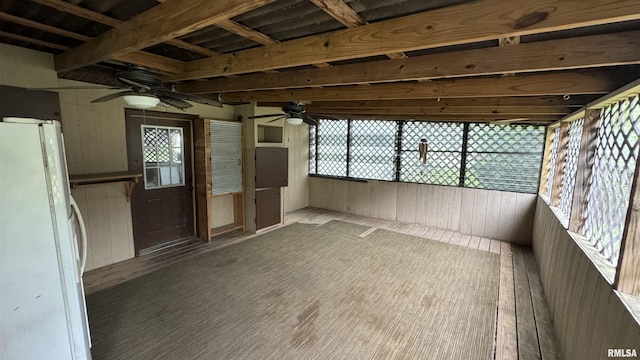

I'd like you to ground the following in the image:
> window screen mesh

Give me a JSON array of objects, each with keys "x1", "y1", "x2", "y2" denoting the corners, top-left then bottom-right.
[
  {"x1": 584, "y1": 95, "x2": 640, "y2": 265},
  {"x1": 558, "y1": 118, "x2": 584, "y2": 219},
  {"x1": 349, "y1": 120, "x2": 397, "y2": 180},
  {"x1": 310, "y1": 119, "x2": 545, "y2": 193},
  {"x1": 465, "y1": 124, "x2": 545, "y2": 193},
  {"x1": 400, "y1": 121, "x2": 463, "y2": 185},
  {"x1": 309, "y1": 125, "x2": 316, "y2": 174},
  {"x1": 316, "y1": 119, "x2": 348, "y2": 177}
]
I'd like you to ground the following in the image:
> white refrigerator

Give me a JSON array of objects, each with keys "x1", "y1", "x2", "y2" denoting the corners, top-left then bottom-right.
[{"x1": 0, "y1": 118, "x2": 92, "y2": 359}]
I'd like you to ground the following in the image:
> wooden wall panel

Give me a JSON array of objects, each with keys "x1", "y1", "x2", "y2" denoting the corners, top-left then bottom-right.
[
  {"x1": 459, "y1": 188, "x2": 475, "y2": 235},
  {"x1": 471, "y1": 189, "x2": 488, "y2": 236},
  {"x1": 435, "y1": 187, "x2": 450, "y2": 229},
  {"x1": 284, "y1": 123, "x2": 309, "y2": 212},
  {"x1": 484, "y1": 190, "x2": 503, "y2": 239},
  {"x1": 396, "y1": 182, "x2": 417, "y2": 224},
  {"x1": 414, "y1": 183, "x2": 429, "y2": 225},
  {"x1": 71, "y1": 184, "x2": 135, "y2": 272},
  {"x1": 424, "y1": 185, "x2": 439, "y2": 228},
  {"x1": 369, "y1": 180, "x2": 397, "y2": 220},
  {"x1": 1, "y1": 43, "x2": 236, "y2": 270},
  {"x1": 447, "y1": 187, "x2": 462, "y2": 231},
  {"x1": 532, "y1": 196, "x2": 640, "y2": 359},
  {"x1": 497, "y1": 192, "x2": 517, "y2": 242},
  {"x1": 309, "y1": 178, "x2": 536, "y2": 244},
  {"x1": 0, "y1": 43, "x2": 58, "y2": 88},
  {"x1": 347, "y1": 181, "x2": 371, "y2": 217}
]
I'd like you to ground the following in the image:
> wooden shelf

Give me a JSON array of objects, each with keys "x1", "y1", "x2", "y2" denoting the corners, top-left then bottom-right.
[{"x1": 69, "y1": 172, "x2": 143, "y2": 202}]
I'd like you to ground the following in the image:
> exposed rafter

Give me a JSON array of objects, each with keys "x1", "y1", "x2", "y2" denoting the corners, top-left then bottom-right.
[
  {"x1": 221, "y1": 70, "x2": 626, "y2": 102},
  {"x1": 292, "y1": 96, "x2": 596, "y2": 108},
  {"x1": 212, "y1": 19, "x2": 330, "y2": 68},
  {"x1": 53, "y1": 0, "x2": 277, "y2": 72},
  {"x1": 309, "y1": 0, "x2": 405, "y2": 59},
  {"x1": 0, "y1": 11, "x2": 90, "y2": 41},
  {"x1": 171, "y1": 0, "x2": 640, "y2": 81},
  {"x1": 177, "y1": 31, "x2": 640, "y2": 93},
  {"x1": 308, "y1": 106, "x2": 572, "y2": 116},
  {"x1": 306, "y1": 113, "x2": 560, "y2": 123},
  {"x1": 0, "y1": 11, "x2": 182, "y2": 74},
  {"x1": 0, "y1": 30, "x2": 70, "y2": 51},
  {"x1": 32, "y1": 0, "x2": 220, "y2": 58}
]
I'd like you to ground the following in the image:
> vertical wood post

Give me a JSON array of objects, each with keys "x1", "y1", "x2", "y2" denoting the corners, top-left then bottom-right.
[
  {"x1": 193, "y1": 118, "x2": 212, "y2": 241},
  {"x1": 615, "y1": 141, "x2": 640, "y2": 296},
  {"x1": 550, "y1": 123, "x2": 570, "y2": 207},
  {"x1": 538, "y1": 127, "x2": 555, "y2": 196},
  {"x1": 568, "y1": 109, "x2": 602, "y2": 234}
]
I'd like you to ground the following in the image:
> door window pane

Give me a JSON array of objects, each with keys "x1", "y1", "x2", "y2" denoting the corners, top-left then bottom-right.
[
  {"x1": 145, "y1": 168, "x2": 159, "y2": 187},
  {"x1": 141, "y1": 125, "x2": 185, "y2": 189}
]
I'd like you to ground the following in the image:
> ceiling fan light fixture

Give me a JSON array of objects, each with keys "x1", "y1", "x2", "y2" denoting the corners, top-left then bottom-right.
[
  {"x1": 286, "y1": 116, "x2": 304, "y2": 126},
  {"x1": 123, "y1": 94, "x2": 159, "y2": 109}
]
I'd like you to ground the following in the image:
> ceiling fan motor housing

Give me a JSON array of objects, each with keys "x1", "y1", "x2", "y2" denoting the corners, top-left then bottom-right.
[
  {"x1": 118, "y1": 66, "x2": 163, "y2": 89},
  {"x1": 284, "y1": 102, "x2": 306, "y2": 114}
]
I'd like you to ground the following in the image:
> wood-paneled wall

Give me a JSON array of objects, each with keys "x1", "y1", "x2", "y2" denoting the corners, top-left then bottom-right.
[
  {"x1": 532, "y1": 196, "x2": 640, "y2": 359},
  {"x1": 309, "y1": 177, "x2": 536, "y2": 245},
  {"x1": 1, "y1": 43, "x2": 235, "y2": 271},
  {"x1": 284, "y1": 122, "x2": 309, "y2": 212}
]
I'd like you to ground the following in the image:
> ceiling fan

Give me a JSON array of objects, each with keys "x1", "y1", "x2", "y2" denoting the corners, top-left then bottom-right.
[
  {"x1": 88, "y1": 65, "x2": 223, "y2": 111},
  {"x1": 248, "y1": 102, "x2": 319, "y2": 126}
]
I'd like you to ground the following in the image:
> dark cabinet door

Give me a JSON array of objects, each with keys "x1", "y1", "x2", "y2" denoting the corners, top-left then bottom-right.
[
  {"x1": 0, "y1": 85, "x2": 61, "y2": 121},
  {"x1": 256, "y1": 188, "x2": 280, "y2": 230},
  {"x1": 256, "y1": 147, "x2": 288, "y2": 188}
]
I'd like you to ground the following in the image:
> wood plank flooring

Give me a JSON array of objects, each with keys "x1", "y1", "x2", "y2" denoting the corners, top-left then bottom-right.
[{"x1": 83, "y1": 206, "x2": 561, "y2": 360}]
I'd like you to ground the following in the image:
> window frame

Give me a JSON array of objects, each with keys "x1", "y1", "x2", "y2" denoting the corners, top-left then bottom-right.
[{"x1": 309, "y1": 119, "x2": 545, "y2": 194}]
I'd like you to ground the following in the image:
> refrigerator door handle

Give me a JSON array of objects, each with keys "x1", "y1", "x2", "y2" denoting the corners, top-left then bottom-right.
[{"x1": 70, "y1": 196, "x2": 88, "y2": 275}]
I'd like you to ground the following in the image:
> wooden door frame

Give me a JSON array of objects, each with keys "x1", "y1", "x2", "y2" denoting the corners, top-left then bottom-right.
[{"x1": 125, "y1": 109, "x2": 199, "y2": 253}]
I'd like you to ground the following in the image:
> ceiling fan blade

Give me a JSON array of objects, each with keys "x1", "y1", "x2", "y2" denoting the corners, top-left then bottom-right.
[
  {"x1": 28, "y1": 86, "x2": 121, "y2": 90},
  {"x1": 247, "y1": 113, "x2": 285, "y2": 119},
  {"x1": 155, "y1": 89, "x2": 223, "y2": 108},
  {"x1": 302, "y1": 115, "x2": 318, "y2": 126},
  {"x1": 267, "y1": 116, "x2": 287, "y2": 123},
  {"x1": 91, "y1": 91, "x2": 136, "y2": 103},
  {"x1": 117, "y1": 76, "x2": 151, "y2": 91},
  {"x1": 157, "y1": 95, "x2": 193, "y2": 111}
]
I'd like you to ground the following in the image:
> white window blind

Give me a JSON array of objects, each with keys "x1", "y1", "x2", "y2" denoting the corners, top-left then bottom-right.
[{"x1": 210, "y1": 120, "x2": 242, "y2": 195}]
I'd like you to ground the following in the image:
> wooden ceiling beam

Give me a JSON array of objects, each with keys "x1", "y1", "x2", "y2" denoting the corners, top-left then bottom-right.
[
  {"x1": 177, "y1": 30, "x2": 640, "y2": 93},
  {"x1": 221, "y1": 70, "x2": 625, "y2": 102},
  {"x1": 215, "y1": 18, "x2": 279, "y2": 46},
  {"x1": 53, "y1": 0, "x2": 276, "y2": 72},
  {"x1": 308, "y1": 113, "x2": 560, "y2": 123},
  {"x1": 34, "y1": 0, "x2": 223, "y2": 58},
  {"x1": 258, "y1": 96, "x2": 597, "y2": 109},
  {"x1": 0, "y1": 11, "x2": 182, "y2": 74},
  {"x1": 213, "y1": 19, "x2": 330, "y2": 68},
  {"x1": 307, "y1": 105, "x2": 572, "y2": 116},
  {"x1": 172, "y1": 0, "x2": 640, "y2": 81},
  {"x1": 111, "y1": 52, "x2": 183, "y2": 74},
  {"x1": 0, "y1": 11, "x2": 91, "y2": 41},
  {"x1": 310, "y1": 0, "x2": 367, "y2": 27},
  {"x1": 0, "y1": 30, "x2": 70, "y2": 51},
  {"x1": 309, "y1": 0, "x2": 405, "y2": 59},
  {"x1": 32, "y1": 0, "x2": 120, "y2": 27}
]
